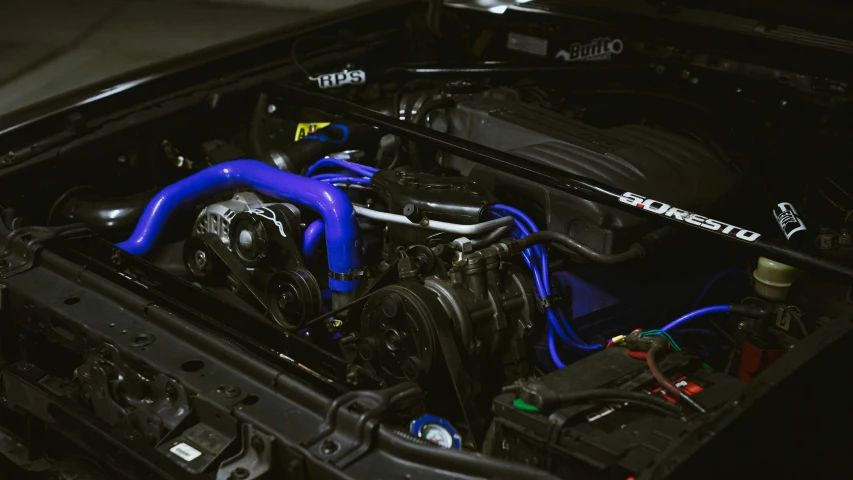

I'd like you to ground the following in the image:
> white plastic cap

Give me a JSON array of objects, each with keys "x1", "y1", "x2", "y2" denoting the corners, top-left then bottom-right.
[{"x1": 753, "y1": 257, "x2": 798, "y2": 301}]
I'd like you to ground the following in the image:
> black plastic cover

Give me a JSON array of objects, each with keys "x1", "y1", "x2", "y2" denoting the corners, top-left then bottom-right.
[
  {"x1": 371, "y1": 169, "x2": 497, "y2": 224},
  {"x1": 441, "y1": 90, "x2": 738, "y2": 253}
]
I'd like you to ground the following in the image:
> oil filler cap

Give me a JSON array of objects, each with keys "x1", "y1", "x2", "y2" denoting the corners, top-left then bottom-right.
[{"x1": 410, "y1": 415, "x2": 462, "y2": 450}]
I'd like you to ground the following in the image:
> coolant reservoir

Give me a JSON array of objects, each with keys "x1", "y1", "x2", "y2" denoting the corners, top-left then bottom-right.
[{"x1": 753, "y1": 257, "x2": 798, "y2": 301}]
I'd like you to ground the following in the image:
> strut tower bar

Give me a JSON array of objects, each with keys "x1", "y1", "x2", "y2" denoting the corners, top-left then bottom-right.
[{"x1": 265, "y1": 81, "x2": 853, "y2": 283}]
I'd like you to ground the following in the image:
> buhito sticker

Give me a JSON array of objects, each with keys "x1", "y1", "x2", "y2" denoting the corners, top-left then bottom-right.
[
  {"x1": 170, "y1": 442, "x2": 202, "y2": 462},
  {"x1": 555, "y1": 37, "x2": 623, "y2": 62}
]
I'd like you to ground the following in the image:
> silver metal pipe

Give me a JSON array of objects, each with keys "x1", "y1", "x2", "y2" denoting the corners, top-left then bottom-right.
[{"x1": 353, "y1": 205, "x2": 514, "y2": 234}]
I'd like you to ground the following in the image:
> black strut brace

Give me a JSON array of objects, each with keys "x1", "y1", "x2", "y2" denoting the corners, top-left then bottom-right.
[{"x1": 265, "y1": 81, "x2": 853, "y2": 283}]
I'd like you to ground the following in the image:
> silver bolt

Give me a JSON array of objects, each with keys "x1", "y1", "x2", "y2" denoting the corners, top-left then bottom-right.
[
  {"x1": 690, "y1": 77, "x2": 699, "y2": 84},
  {"x1": 117, "y1": 155, "x2": 127, "y2": 163},
  {"x1": 267, "y1": 104, "x2": 277, "y2": 114},
  {"x1": 737, "y1": 321, "x2": 747, "y2": 331},
  {"x1": 194, "y1": 250, "x2": 207, "y2": 268},
  {"x1": 238, "y1": 230, "x2": 254, "y2": 250},
  {"x1": 780, "y1": 99, "x2": 788, "y2": 107},
  {"x1": 736, "y1": 87, "x2": 743, "y2": 94},
  {"x1": 176, "y1": 155, "x2": 185, "y2": 168}
]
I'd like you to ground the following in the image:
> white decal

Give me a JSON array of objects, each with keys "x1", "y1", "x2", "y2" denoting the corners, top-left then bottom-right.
[
  {"x1": 618, "y1": 192, "x2": 761, "y2": 243},
  {"x1": 250, "y1": 207, "x2": 287, "y2": 238},
  {"x1": 170, "y1": 442, "x2": 202, "y2": 461},
  {"x1": 773, "y1": 202, "x2": 807, "y2": 240},
  {"x1": 309, "y1": 70, "x2": 366, "y2": 89},
  {"x1": 555, "y1": 37, "x2": 623, "y2": 62},
  {"x1": 507, "y1": 32, "x2": 549, "y2": 57}
]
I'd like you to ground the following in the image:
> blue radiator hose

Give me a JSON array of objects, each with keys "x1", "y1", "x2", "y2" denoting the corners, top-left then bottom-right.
[
  {"x1": 116, "y1": 160, "x2": 362, "y2": 292},
  {"x1": 303, "y1": 219, "x2": 325, "y2": 263}
]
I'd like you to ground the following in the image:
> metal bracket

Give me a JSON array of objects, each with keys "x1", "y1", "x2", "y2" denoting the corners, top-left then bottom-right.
[
  {"x1": 216, "y1": 424, "x2": 273, "y2": 480},
  {"x1": 302, "y1": 382, "x2": 422, "y2": 469},
  {"x1": 0, "y1": 224, "x2": 89, "y2": 278}
]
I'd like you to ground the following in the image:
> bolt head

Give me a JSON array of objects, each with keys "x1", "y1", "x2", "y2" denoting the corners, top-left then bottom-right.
[
  {"x1": 194, "y1": 250, "x2": 207, "y2": 267},
  {"x1": 267, "y1": 104, "x2": 277, "y2": 114},
  {"x1": 238, "y1": 230, "x2": 254, "y2": 251}
]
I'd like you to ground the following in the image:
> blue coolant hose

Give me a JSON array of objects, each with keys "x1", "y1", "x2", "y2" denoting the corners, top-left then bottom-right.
[
  {"x1": 116, "y1": 160, "x2": 362, "y2": 292},
  {"x1": 303, "y1": 219, "x2": 325, "y2": 263}
]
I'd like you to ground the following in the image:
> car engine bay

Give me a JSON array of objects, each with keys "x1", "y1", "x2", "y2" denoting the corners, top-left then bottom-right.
[{"x1": 1, "y1": 2, "x2": 853, "y2": 479}]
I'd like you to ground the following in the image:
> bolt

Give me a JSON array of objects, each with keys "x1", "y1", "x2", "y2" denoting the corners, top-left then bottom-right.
[
  {"x1": 18, "y1": 362, "x2": 33, "y2": 371},
  {"x1": 194, "y1": 250, "x2": 207, "y2": 268},
  {"x1": 117, "y1": 155, "x2": 127, "y2": 163},
  {"x1": 402, "y1": 356, "x2": 423, "y2": 380},
  {"x1": 320, "y1": 439, "x2": 339, "y2": 455},
  {"x1": 736, "y1": 87, "x2": 743, "y2": 94},
  {"x1": 839, "y1": 229, "x2": 852, "y2": 246},
  {"x1": 277, "y1": 291, "x2": 295, "y2": 311},
  {"x1": 238, "y1": 229, "x2": 254, "y2": 251},
  {"x1": 690, "y1": 77, "x2": 699, "y2": 84},
  {"x1": 346, "y1": 371, "x2": 358, "y2": 385},
  {"x1": 251, "y1": 435, "x2": 264, "y2": 453},
  {"x1": 737, "y1": 322, "x2": 747, "y2": 331},
  {"x1": 231, "y1": 467, "x2": 250, "y2": 480},
  {"x1": 780, "y1": 99, "x2": 788, "y2": 108},
  {"x1": 176, "y1": 156, "x2": 185, "y2": 168},
  {"x1": 384, "y1": 329, "x2": 402, "y2": 351},
  {"x1": 218, "y1": 385, "x2": 241, "y2": 398},
  {"x1": 267, "y1": 104, "x2": 277, "y2": 114},
  {"x1": 680, "y1": 69, "x2": 691, "y2": 79}
]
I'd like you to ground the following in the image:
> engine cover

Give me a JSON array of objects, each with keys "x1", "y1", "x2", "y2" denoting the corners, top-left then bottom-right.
[{"x1": 440, "y1": 89, "x2": 738, "y2": 254}]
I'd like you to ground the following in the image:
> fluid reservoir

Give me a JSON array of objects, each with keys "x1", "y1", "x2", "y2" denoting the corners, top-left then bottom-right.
[{"x1": 753, "y1": 257, "x2": 798, "y2": 301}]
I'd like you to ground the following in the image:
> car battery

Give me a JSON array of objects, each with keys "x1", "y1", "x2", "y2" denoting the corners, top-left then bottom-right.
[{"x1": 489, "y1": 347, "x2": 744, "y2": 479}]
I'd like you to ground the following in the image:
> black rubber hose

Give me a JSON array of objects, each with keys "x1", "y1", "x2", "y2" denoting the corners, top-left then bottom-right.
[
  {"x1": 275, "y1": 120, "x2": 383, "y2": 173},
  {"x1": 558, "y1": 388, "x2": 684, "y2": 418},
  {"x1": 48, "y1": 188, "x2": 153, "y2": 231},
  {"x1": 408, "y1": 97, "x2": 456, "y2": 170},
  {"x1": 512, "y1": 230, "x2": 646, "y2": 265},
  {"x1": 470, "y1": 224, "x2": 512, "y2": 249},
  {"x1": 554, "y1": 388, "x2": 684, "y2": 418}
]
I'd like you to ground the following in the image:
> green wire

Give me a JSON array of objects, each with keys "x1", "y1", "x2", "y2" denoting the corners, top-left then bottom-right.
[{"x1": 639, "y1": 330, "x2": 709, "y2": 368}]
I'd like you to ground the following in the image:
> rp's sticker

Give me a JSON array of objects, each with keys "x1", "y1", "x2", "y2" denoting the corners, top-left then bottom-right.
[
  {"x1": 309, "y1": 69, "x2": 366, "y2": 89},
  {"x1": 555, "y1": 37, "x2": 623, "y2": 62},
  {"x1": 295, "y1": 122, "x2": 330, "y2": 141}
]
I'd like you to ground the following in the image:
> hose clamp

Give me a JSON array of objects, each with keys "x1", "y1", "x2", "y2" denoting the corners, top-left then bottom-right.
[{"x1": 329, "y1": 268, "x2": 369, "y2": 281}]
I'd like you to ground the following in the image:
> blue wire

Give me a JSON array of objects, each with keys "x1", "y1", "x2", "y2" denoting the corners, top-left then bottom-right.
[
  {"x1": 305, "y1": 158, "x2": 377, "y2": 178},
  {"x1": 316, "y1": 176, "x2": 372, "y2": 185},
  {"x1": 491, "y1": 205, "x2": 549, "y2": 292},
  {"x1": 690, "y1": 269, "x2": 748, "y2": 309},
  {"x1": 661, "y1": 305, "x2": 731, "y2": 332},
  {"x1": 548, "y1": 326, "x2": 566, "y2": 368},
  {"x1": 487, "y1": 205, "x2": 604, "y2": 361}
]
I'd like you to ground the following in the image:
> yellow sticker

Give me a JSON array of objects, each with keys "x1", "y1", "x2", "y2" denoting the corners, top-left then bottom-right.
[{"x1": 294, "y1": 122, "x2": 331, "y2": 141}]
